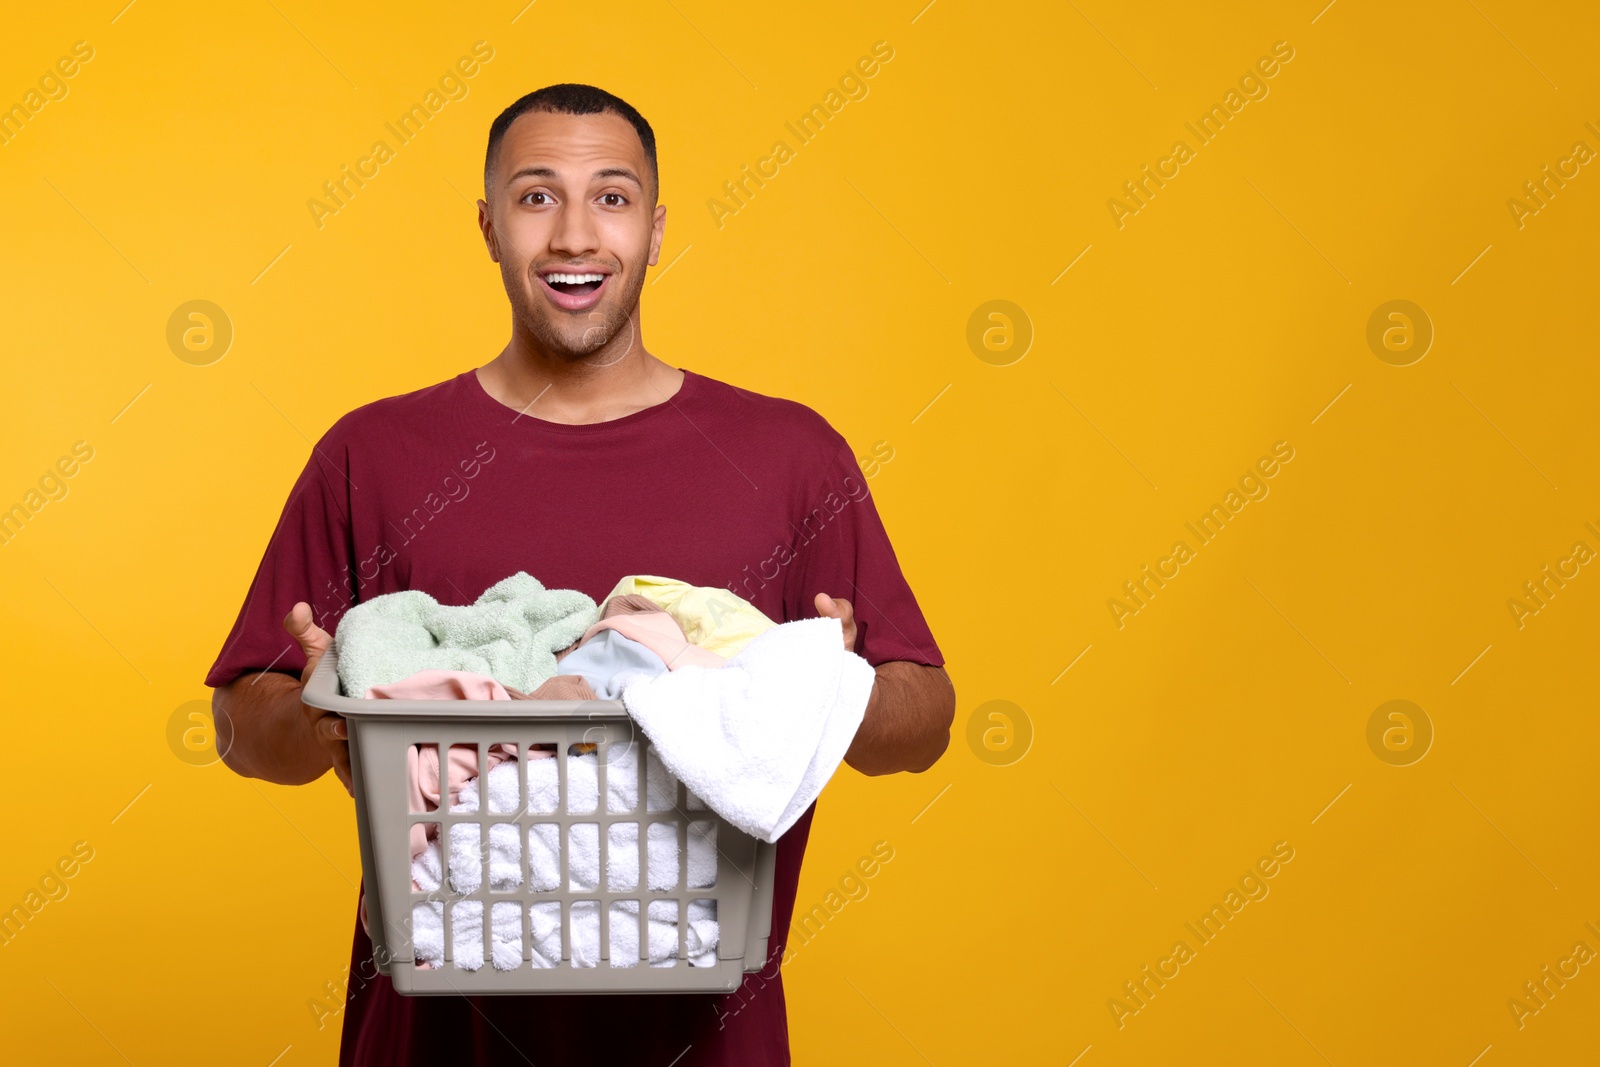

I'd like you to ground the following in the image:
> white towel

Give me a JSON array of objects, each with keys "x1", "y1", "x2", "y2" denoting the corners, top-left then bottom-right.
[
  {"x1": 410, "y1": 745, "x2": 721, "y2": 970},
  {"x1": 412, "y1": 896, "x2": 720, "y2": 972},
  {"x1": 620, "y1": 616, "x2": 875, "y2": 843}
]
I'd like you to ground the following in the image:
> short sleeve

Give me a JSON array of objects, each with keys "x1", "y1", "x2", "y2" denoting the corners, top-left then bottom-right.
[
  {"x1": 203, "y1": 428, "x2": 357, "y2": 689},
  {"x1": 781, "y1": 435, "x2": 944, "y2": 668}
]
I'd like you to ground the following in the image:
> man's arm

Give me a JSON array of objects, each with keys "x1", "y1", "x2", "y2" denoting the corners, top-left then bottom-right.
[
  {"x1": 846, "y1": 661, "x2": 955, "y2": 776},
  {"x1": 817, "y1": 593, "x2": 955, "y2": 775},
  {"x1": 213, "y1": 603, "x2": 353, "y2": 792}
]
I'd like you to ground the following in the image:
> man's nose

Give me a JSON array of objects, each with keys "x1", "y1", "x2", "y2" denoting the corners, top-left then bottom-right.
[{"x1": 549, "y1": 201, "x2": 600, "y2": 258}]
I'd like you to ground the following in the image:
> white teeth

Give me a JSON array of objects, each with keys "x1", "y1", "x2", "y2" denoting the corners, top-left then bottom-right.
[{"x1": 544, "y1": 272, "x2": 605, "y2": 284}]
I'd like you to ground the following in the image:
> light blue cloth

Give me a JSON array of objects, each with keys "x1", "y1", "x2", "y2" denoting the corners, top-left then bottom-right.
[
  {"x1": 334, "y1": 571, "x2": 599, "y2": 697},
  {"x1": 557, "y1": 629, "x2": 669, "y2": 699}
]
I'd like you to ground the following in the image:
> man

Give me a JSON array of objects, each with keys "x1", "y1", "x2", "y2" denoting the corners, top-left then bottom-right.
[{"x1": 207, "y1": 83, "x2": 954, "y2": 1065}]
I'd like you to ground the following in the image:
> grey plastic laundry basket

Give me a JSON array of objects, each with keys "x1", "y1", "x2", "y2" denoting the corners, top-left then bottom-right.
[{"x1": 301, "y1": 645, "x2": 778, "y2": 995}]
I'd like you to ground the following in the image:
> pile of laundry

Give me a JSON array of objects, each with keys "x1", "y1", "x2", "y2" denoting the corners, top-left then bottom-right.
[
  {"x1": 405, "y1": 739, "x2": 721, "y2": 969},
  {"x1": 335, "y1": 573, "x2": 877, "y2": 971}
]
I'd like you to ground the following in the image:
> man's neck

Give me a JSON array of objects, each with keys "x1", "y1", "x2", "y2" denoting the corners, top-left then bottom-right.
[{"x1": 477, "y1": 329, "x2": 684, "y2": 425}]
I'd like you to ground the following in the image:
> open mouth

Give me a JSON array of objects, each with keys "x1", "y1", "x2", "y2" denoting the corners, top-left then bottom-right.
[
  {"x1": 538, "y1": 270, "x2": 611, "y2": 311},
  {"x1": 544, "y1": 272, "x2": 604, "y2": 296}
]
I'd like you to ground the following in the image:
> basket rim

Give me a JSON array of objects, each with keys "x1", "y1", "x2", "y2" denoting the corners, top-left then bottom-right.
[{"x1": 302, "y1": 644, "x2": 630, "y2": 720}]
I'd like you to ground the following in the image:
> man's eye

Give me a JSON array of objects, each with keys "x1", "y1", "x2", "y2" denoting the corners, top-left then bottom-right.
[
  {"x1": 601, "y1": 193, "x2": 625, "y2": 206},
  {"x1": 523, "y1": 191, "x2": 552, "y2": 205}
]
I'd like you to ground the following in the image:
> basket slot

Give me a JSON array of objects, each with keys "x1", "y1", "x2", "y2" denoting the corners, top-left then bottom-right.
[
  {"x1": 645, "y1": 745, "x2": 673, "y2": 812},
  {"x1": 690, "y1": 898, "x2": 718, "y2": 966},
  {"x1": 608, "y1": 901, "x2": 635, "y2": 968},
  {"x1": 570, "y1": 899, "x2": 598, "y2": 966},
  {"x1": 528, "y1": 822, "x2": 560, "y2": 891},
  {"x1": 608, "y1": 823, "x2": 638, "y2": 892},
  {"x1": 637, "y1": 741, "x2": 650, "y2": 963},
  {"x1": 596, "y1": 743, "x2": 608, "y2": 964},
  {"x1": 555, "y1": 745, "x2": 571, "y2": 920},
  {"x1": 408, "y1": 743, "x2": 437, "y2": 814},
  {"x1": 568, "y1": 823, "x2": 597, "y2": 892},
  {"x1": 441, "y1": 880, "x2": 453, "y2": 967},
  {"x1": 689, "y1": 820, "x2": 717, "y2": 889},
  {"x1": 644, "y1": 820, "x2": 676, "y2": 896},
  {"x1": 477, "y1": 740, "x2": 489, "y2": 972},
  {"x1": 519, "y1": 736, "x2": 543, "y2": 967},
  {"x1": 677, "y1": 777, "x2": 690, "y2": 962},
  {"x1": 530, "y1": 900, "x2": 561, "y2": 967},
  {"x1": 648, "y1": 900, "x2": 678, "y2": 967}
]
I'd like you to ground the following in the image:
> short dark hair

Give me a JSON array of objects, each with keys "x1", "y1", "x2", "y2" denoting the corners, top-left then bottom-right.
[{"x1": 483, "y1": 83, "x2": 658, "y2": 200}]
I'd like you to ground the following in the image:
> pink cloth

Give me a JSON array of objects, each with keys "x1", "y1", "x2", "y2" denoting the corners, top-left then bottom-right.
[
  {"x1": 367, "y1": 668, "x2": 520, "y2": 702},
  {"x1": 403, "y1": 744, "x2": 520, "y2": 860},
  {"x1": 572, "y1": 612, "x2": 727, "y2": 670},
  {"x1": 367, "y1": 670, "x2": 555, "y2": 860}
]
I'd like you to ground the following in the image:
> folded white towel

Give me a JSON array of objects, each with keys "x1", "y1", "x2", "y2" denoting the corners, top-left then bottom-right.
[
  {"x1": 620, "y1": 616, "x2": 875, "y2": 843},
  {"x1": 412, "y1": 896, "x2": 719, "y2": 972},
  {"x1": 411, "y1": 744, "x2": 721, "y2": 970}
]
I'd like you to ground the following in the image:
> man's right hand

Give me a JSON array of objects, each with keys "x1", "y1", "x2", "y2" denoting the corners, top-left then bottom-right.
[{"x1": 285, "y1": 601, "x2": 352, "y2": 795}]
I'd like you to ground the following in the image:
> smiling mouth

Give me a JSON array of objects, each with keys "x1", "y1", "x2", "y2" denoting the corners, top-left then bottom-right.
[
  {"x1": 536, "y1": 269, "x2": 612, "y2": 311},
  {"x1": 543, "y1": 271, "x2": 605, "y2": 296}
]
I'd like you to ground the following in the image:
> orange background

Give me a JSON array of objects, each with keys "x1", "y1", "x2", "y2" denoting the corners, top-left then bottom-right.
[{"x1": 2, "y1": 1, "x2": 1597, "y2": 1063}]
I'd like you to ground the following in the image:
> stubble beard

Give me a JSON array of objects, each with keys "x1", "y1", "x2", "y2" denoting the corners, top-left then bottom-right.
[{"x1": 510, "y1": 261, "x2": 644, "y2": 364}]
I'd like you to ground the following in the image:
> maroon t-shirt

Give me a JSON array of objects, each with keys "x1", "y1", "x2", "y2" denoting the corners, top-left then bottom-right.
[{"x1": 204, "y1": 367, "x2": 944, "y2": 1066}]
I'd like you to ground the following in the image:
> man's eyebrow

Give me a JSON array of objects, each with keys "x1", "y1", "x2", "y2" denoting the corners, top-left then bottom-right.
[
  {"x1": 592, "y1": 167, "x2": 643, "y2": 188},
  {"x1": 505, "y1": 164, "x2": 644, "y2": 190}
]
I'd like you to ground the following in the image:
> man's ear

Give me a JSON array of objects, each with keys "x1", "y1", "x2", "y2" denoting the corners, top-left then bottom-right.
[
  {"x1": 478, "y1": 199, "x2": 501, "y2": 263},
  {"x1": 648, "y1": 202, "x2": 667, "y2": 266}
]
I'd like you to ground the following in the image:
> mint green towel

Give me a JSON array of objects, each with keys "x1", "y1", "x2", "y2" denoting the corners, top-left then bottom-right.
[{"x1": 334, "y1": 572, "x2": 600, "y2": 698}]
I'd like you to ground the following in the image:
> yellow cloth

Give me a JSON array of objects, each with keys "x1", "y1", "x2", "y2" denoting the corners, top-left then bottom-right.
[{"x1": 601, "y1": 575, "x2": 776, "y2": 658}]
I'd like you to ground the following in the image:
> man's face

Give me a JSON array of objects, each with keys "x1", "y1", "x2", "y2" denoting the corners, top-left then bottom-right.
[{"x1": 479, "y1": 110, "x2": 665, "y2": 359}]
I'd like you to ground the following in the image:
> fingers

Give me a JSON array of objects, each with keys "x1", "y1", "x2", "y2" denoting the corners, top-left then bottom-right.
[
  {"x1": 310, "y1": 711, "x2": 347, "y2": 744},
  {"x1": 285, "y1": 601, "x2": 333, "y2": 683},
  {"x1": 304, "y1": 709, "x2": 346, "y2": 755},
  {"x1": 814, "y1": 592, "x2": 854, "y2": 621},
  {"x1": 306, "y1": 709, "x2": 353, "y2": 795},
  {"x1": 283, "y1": 601, "x2": 332, "y2": 656}
]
